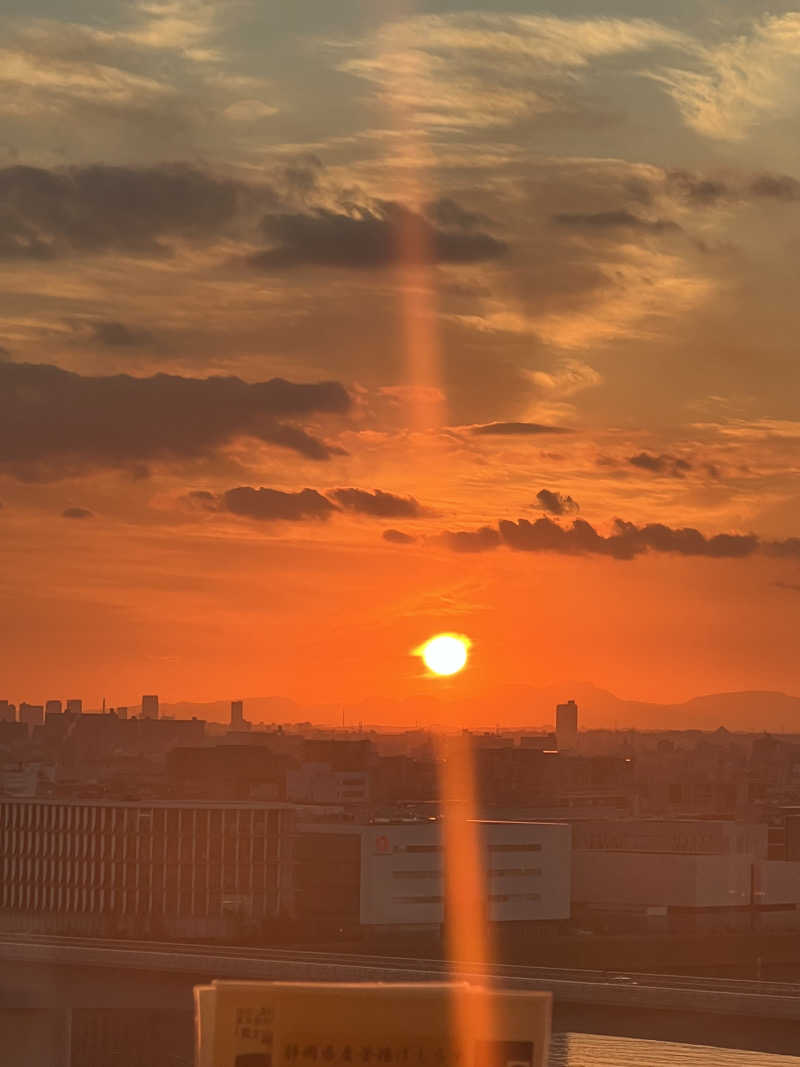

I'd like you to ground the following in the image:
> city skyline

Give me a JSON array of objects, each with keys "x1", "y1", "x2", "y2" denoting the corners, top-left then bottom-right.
[
  {"x1": 2, "y1": 2, "x2": 800, "y2": 711},
  {"x1": 5, "y1": 684, "x2": 800, "y2": 733}
]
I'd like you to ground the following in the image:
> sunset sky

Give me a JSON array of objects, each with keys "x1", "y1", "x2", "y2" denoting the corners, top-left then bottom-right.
[{"x1": 3, "y1": 1, "x2": 800, "y2": 713}]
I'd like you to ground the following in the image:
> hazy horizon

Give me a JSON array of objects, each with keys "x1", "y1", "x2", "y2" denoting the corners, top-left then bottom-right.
[{"x1": 15, "y1": 682, "x2": 800, "y2": 733}]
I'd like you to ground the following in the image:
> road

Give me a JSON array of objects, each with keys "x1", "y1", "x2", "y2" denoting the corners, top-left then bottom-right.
[{"x1": 1, "y1": 931, "x2": 800, "y2": 1019}]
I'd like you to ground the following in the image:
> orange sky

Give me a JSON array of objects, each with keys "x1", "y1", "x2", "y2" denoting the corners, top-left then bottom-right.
[{"x1": 2, "y1": 1, "x2": 800, "y2": 715}]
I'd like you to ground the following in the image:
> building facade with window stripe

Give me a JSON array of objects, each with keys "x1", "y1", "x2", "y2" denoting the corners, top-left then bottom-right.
[
  {"x1": 0, "y1": 799, "x2": 296, "y2": 939},
  {"x1": 302, "y1": 820, "x2": 571, "y2": 928}
]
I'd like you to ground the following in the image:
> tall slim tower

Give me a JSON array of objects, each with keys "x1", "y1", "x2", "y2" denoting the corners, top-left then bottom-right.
[
  {"x1": 230, "y1": 700, "x2": 244, "y2": 730},
  {"x1": 556, "y1": 699, "x2": 578, "y2": 751},
  {"x1": 141, "y1": 694, "x2": 159, "y2": 720}
]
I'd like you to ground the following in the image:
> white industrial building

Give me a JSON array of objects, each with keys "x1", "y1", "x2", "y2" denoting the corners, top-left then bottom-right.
[
  {"x1": 572, "y1": 851, "x2": 753, "y2": 909},
  {"x1": 571, "y1": 818, "x2": 771, "y2": 931},
  {"x1": 0, "y1": 799, "x2": 571, "y2": 940},
  {"x1": 301, "y1": 819, "x2": 571, "y2": 929},
  {"x1": 752, "y1": 860, "x2": 800, "y2": 928},
  {"x1": 571, "y1": 818, "x2": 768, "y2": 858}
]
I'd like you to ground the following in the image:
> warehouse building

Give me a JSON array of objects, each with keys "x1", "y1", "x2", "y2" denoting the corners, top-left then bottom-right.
[
  {"x1": 297, "y1": 818, "x2": 571, "y2": 932},
  {"x1": 0, "y1": 799, "x2": 572, "y2": 941},
  {"x1": 571, "y1": 817, "x2": 769, "y2": 932}
]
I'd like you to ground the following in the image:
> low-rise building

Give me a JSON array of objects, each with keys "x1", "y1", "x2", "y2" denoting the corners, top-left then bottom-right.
[
  {"x1": 0, "y1": 798, "x2": 297, "y2": 940},
  {"x1": 753, "y1": 859, "x2": 800, "y2": 928},
  {"x1": 297, "y1": 818, "x2": 571, "y2": 933},
  {"x1": 571, "y1": 817, "x2": 769, "y2": 932},
  {"x1": 18, "y1": 703, "x2": 44, "y2": 726}
]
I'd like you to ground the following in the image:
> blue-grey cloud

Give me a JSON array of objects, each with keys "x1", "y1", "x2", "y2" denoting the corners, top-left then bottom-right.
[
  {"x1": 536, "y1": 489, "x2": 579, "y2": 515},
  {"x1": 629, "y1": 452, "x2": 692, "y2": 478},
  {"x1": 0, "y1": 363, "x2": 349, "y2": 479},
  {"x1": 438, "y1": 516, "x2": 761, "y2": 560},
  {"x1": 330, "y1": 488, "x2": 426, "y2": 518},
  {"x1": 553, "y1": 210, "x2": 680, "y2": 233},
  {"x1": 0, "y1": 164, "x2": 248, "y2": 259},
  {"x1": 89, "y1": 321, "x2": 155, "y2": 347},
  {"x1": 251, "y1": 202, "x2": 507, "y2": 270},
  {"x1": 383, "y1": 529, "x2": 416, "y2": 544},
  {"x1": 223, "y1": 487, "x2": 336, "y2": 522}
]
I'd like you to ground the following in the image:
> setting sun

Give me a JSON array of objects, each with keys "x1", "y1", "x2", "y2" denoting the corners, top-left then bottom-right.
[{"x1": 416, "y1": 633, "x2": 471, "y2": 676}]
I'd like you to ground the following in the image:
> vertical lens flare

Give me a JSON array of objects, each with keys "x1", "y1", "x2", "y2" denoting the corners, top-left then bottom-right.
[
  {"x1": 411, "y1": 629, "x2": 495, "y2": 1062},
  {"x1": 377, "y1": 3, "x2": 445, "y2": 433},
  {"x1": 438, "y1": 733, "x2": 496, "y2": 1067},
  {"x1": 381, "y1": 0, "x2": 495, "y2": 1052},
  {"x1": 394, "y1": 202, "x2": 445, "y2": 432}
]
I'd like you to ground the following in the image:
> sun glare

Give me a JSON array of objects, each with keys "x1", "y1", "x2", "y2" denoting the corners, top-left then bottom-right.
[{"x1": 416, "y1": 633, "x2": 470, "y2": 676}]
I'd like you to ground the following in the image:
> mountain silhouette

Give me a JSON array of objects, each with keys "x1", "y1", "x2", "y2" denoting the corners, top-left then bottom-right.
[{"x1": 161, "y1": 685, "x2": 800, "y2": 732}]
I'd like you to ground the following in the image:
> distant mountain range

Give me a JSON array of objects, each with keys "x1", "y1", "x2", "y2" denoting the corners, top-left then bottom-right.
[{"x1": 162, "y1": 683, "x2": 800, "y2": 733}]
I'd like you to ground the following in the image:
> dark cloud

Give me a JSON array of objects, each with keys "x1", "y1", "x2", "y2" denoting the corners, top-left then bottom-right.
[
  {"x1": 666, "y1": 170, "x2": 728, "y2": 205},
  {"x1": 500, "y1": 516, "x2": 609, "y2": 555},
  {"x1": 0, "y1": 363, "x2": 349, "y2": 479},
  {"x1": 773, "y1": 580, "x2": 800, "y2": 592},
  {"x1": 250, "y1": 202, "x2": 507, "y2": 271},
  {"x1": 406, "y1": 511, "x2": 800, "y2": 563},
  {"x1": 383, "y1": 529, "x2": 416, "y2": 545},
  {"x1": 0, "y1": 164, "x2": 248, "y2": 259},
  {"x1": 498, "y1": 517, "x2": 758, "y2": 560},
  {"x1": 62, "y1": 506, "x2": 93, "y2": 519},
  {"x1": 426, "y1": 197, "x2": 492, "y2": 231},
  {"x1": 763, "y1": 539, "x2": 800, "y2": 558},
  {"x1": 471, "y1": 422, "x2": 572, "y2": 437},
  {"x1": 628, "y1": 452, "x2": 692, "y2": 478},
  {"x1": 611, "y1": 521, "x2": 758, "y2": 560},
  {"x1": 281, "y1": 156, "x2": 324, "y2": 197},
  {"x1": 535, "y1": 489, "x2": 579, "y2": 515},
  {"x1": 223, "y1": 487, "x2": 336, "y2": 522},
  {"x1": 0, "y1": 161, "x2": 512, "y2": 273},
  {"x1": 748, "y1": 174, "x2": 800, "y2": 201},
  {"x1": 259, "y1": 424, "x2": 346, "y2": 461},
  {"x1": 552, "y1": 210, "x2": 680, "y2": 233},
  {"x1": 185, "y1": 490, "x2": 218, "y2": 512},
  {"x1": 330, "y1": 488, "x2": 426, "y2": 518},
  {"x1": 440, "y1": 526, "x2": 502, "y2": 553},
  {"x1": 89, "y1": 321, "x2": 155, "y2": 347},
  {"x1": 666, "y1": 169, "x2": 800, "y2": 205}
]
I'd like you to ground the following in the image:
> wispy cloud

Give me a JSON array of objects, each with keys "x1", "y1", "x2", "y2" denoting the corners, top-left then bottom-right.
[
  {"x1": 652, "y1": 14, "x2": 800, "y2": 142},
  {"x1": 339, "y1": 13, "x2": 687, "y2": 131}
]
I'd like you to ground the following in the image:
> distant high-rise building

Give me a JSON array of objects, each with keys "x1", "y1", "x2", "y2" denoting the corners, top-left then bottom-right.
[
  {"x1": 65, "y1": 699, "x2": 82, "y2": 716},
  {"x1": 116, "y1": 706, "x2": 128, "y2": 720},
  {"x1": 0, "y1": 701, "x2": 15, "y2": 723},
  {"x1": 556, "y1": 699, "x2": 578, "y2": 751},
  {"x1": 141, "y1": 694, "x2": 159, "y2": 720},
  {"x1": 19, "y1": 703, "x2": 44, "y2": 726},
  {"x1": 45, "y1": 700, "x2": 62, "y2": 717},
  {"x1": 230, "y1": 700, "x2": 244, "y2": 729}
]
